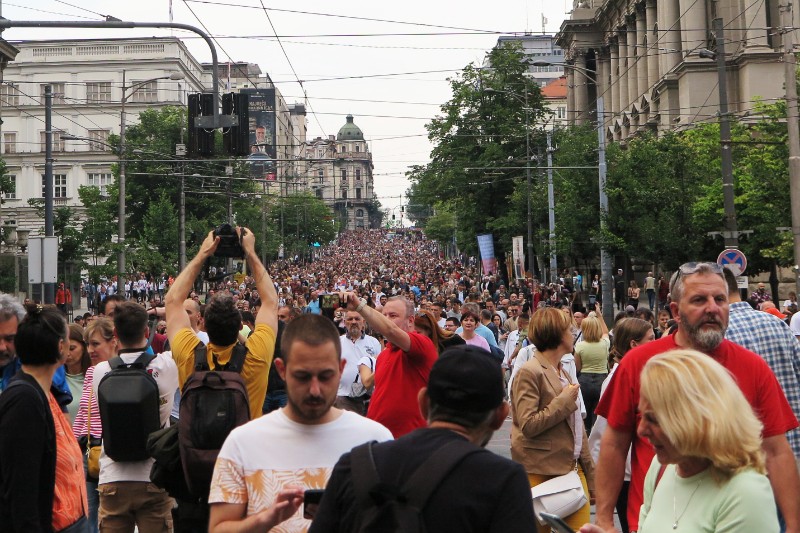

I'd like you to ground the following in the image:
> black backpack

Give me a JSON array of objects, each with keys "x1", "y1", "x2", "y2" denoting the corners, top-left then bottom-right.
[
  {"x1": 350, "y1": 438, "x2": 478, "y2": 532},
  {"x1": 97, "y1": 352, "x2": 160, "y2": 462},
  {"x1": 178, "y1": 343, "x2": 250, "y2": 498}
]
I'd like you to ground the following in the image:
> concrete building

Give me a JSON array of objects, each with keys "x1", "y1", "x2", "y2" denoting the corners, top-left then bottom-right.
[
  {"x1": 494, "y1": 34, "x2": 565, "y2": 87},
  {"x1": 0, "y1": 37, "x2": 206, "y2": 233},
  {"x1": 542, "y1": 76, "x2": 568, "y2": 128},
  {"x1": 296, "y1": 115, "x2": 377, "y2": 231},
  {"x1": 556, "y1": 0, "x2": 785, "y2": 141}
]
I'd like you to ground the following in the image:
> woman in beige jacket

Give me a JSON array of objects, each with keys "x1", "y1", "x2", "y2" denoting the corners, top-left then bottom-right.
[{"x1": 511, "y1": 307, "x2": 595, "y2": 531}]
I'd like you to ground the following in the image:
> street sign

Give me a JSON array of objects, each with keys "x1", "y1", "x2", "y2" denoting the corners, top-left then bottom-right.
[
  {"x1": 28, "y1": 237, "x2": 58, "y2": 284},
  {"x1": 736, "y1": 276, "x2": 749, "y2": 289},
  {"x1": 717, "y1": 248, "x2": 748, "y2": 276}
]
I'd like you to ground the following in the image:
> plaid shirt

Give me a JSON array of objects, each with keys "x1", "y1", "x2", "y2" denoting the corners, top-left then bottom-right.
[{"x1": 726, "y1": 301, "x2": 800, "y2": 458}]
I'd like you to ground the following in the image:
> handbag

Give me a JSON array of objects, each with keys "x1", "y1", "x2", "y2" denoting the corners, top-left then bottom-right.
[
  {"x1": 529, "y1": 467, "x2": 587, "y2": 524},
  {"x1": 86, "y1": 389, "x2": 101, "y2": 480}
]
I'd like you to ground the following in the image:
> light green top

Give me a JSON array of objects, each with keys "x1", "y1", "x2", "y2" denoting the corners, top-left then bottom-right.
[
  {"x1": 65, "y1": 371, "x2": 85, "y2": 426},
  {"x1": 574, "y1": 337, "x2": 609, "y2": 374},
  {"x1": 639, "y1": 459, "x2": 778, "y2": 533}
]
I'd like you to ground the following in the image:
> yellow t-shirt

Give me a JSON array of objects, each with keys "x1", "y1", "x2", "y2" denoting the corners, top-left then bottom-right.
[{"x1": 172, "y1": 324, "x2": 276, "y2": 420}]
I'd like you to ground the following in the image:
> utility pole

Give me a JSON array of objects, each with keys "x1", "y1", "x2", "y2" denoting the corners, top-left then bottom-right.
[
  {"x1": 598, "y1": 96, "x2": 613, "y2": 325},
  {"x1": 524, "y1": 89, "x2": 535, "y2": 280},
  {"x1": 546, "y1": 131, "x2": 557, "y2": 283},
  {"x1": 781, "y1": 3, "x2": 800, "y2": 295},
  {"x1": 43, "y1": 85, "x2": 54, "y2": 304},
  {"x1": 714, "y1": 18, "x2": 738, "y2": 249},
  {"x1": 118, "y1": 70, "x2": 127, "y2": 291},
  {"x1": 176, "y1": 143, "x2": 186, "y2": 271}
]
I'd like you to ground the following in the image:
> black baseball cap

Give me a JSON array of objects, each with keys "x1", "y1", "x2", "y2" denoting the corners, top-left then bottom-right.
[{"x1": 427, "y1": 345, "x2": 504, "y2": 412}]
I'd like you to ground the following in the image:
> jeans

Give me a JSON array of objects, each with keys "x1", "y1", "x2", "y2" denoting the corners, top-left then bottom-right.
[
  {"x1": 83, "y1": 452, "x2": 99, "y2": 533},
  {"x1": 646, "y1": 289, "x2": 655, "y2": 310},
  {"x1": 578, "y1": 372, "x2": 607, "y2": 434},
  {"x1": 262, "y1": 389, "x2": 288, "y2": 414}
]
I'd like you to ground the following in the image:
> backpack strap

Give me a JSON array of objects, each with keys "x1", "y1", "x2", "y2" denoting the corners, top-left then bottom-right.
[
  {"x1": 225, "y1": 344, "x2": 248, "y2": 373},
  {"x1": 401, "y1": 437, "x2": 478, "y2": 510},
  {"x1": 351, "y1": 441, "x2": 381, "y2": 509},
  {"x1": 109, "y1": 356, "x2": 124, "y2": 370},
  {"x1": 193, "y1": 344, "x2": 209, "y2": 371}
]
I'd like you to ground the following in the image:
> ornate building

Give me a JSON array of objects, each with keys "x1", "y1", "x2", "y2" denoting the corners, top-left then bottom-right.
[{"x1": 557, "y1": 0, "x2": 785, "y2": 141}]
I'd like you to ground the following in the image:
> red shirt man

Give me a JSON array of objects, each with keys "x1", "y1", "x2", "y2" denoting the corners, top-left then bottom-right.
[{"x1": 594, "y1": 263, "x2": 800, "y2": 533}]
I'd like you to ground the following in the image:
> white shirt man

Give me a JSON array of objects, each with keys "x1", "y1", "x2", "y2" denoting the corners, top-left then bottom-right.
[{"x1": 208, "y1": 314, "x2": 391, "y2": 533}]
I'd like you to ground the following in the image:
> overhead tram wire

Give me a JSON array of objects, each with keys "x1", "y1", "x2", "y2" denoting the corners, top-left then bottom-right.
[
  {"x1": 53, "y1": 0, "x2": 109, "y2": 19},
  {"x1": 3, "y1": 2, "x2": 96, "y2": 19}
]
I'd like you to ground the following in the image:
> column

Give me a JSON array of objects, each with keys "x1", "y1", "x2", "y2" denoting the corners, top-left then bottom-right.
[
  {"x1": 566, "y1": 68, "x2": 577, "y2": 124},
  {"x1": 626, "y1": 22, "x2": 638, "y2": 108},
  {"x1": 745, "y1": 0, "x2": 769, "y2": 48},
  {"x1": 618, "y1": 31, "x2": 629, "y2": 113},
  {"x1": 678, "y1": 0, "x2": 706, "y2": 53},
  {"x1": 609, "y1": 41, "x2": 620, "y2": 118},
  {"x1": 636, "y1": 7, "x2": 648, "y2": 102},
  {"x1": 597, "y1": 50, "x2": 612, "y2": 128},
  {"x1": 661, "y1": 0, "x2": 682, "y2": 73},
  {"x1": 575, "y1": 52, "x2": 590, "y2": 125},
  {"x1": 646, "y1": 0, "x2": 659, "y2": 89}
]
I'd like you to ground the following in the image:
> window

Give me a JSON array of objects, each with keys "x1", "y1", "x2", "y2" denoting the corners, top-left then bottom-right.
[
  {"x1": 356, "y1": 188, "x2": 362, "y2": 199},
  {"x1": 1, "y1": 83, "x2": 19, "y2": 106},
  {"x1": 355, "y1": 144, "x2": 360, "y2": 152},
  {"x1": 315, "y1": 188, "x2": 323, "y2": 199},
  {"x1": 40, "y1": 83, "x2": 65, "y2": 104},
  {"x1": 317, "y1": 169, "x2": 324, "y2": 183},
  {"x1": 340, "y1": 188, "x2": 347, "y2": 199},
  {"x1": 356, "y1": 209, "x2": 364, "y2": 218},
  {"x1": 3, "y1": 175, "x2": 16, "y2": 199},
  {"x1": 42, "y1": 174, "x2": 68, "y2": 198},
  {"x1": 88, "y1": 129, "x2": 111, "y2": 151},
  {"x1": 129, "y1": 80, "x2": 157, "y2": 103},
  {"x1": 355, "y1": 168, "x2": 361, "y2": 181},
  {"x1": 86, "y1": 82, "x2": 111, "y2": 103},
  {"x1": 40, "y1": 131, "x2": 64, "y2": 152},
  {"x1": 3, "y1": 132, "x2": 16, "y2": 154},
  {"x1": 340, "y1": 169, "x2": 347, "y2": 181},
  {"x1": 557, "y1": 106, "x2": 567, "y2": 119},
  {"x1": 87, "y1": 173, "x2": 112, "y2": 196}
]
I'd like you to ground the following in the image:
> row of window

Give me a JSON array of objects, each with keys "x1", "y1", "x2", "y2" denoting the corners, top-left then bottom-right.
[
  {"x1": 313, "y1": 143, "x2": 365, "y2": 158},
  {"x1": 1, "y1": 80, "x2": 159, "y2": 106},
  {"x1": 2, "y1": 173, "x2": 113, "y2": 200},
  {"x1": 2, "y1": 130, "x2": 111, "y2": 153}
]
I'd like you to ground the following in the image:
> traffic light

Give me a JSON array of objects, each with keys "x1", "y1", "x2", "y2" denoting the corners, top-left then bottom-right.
[
  {"x1": 222, "y1": 92, "x2": 250, "y2": 156},
  {"x1": 187, "y1": 93, "x2": 215, "y2": 157}
]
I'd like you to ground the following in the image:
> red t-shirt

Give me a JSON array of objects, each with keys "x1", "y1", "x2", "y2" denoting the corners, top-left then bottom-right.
[
  {"x1": 596, "y1": 334, "x2": 798, "y2": 531},
  {"x1": 367, "y1": 331, "x2": 438, "y2": 438}
]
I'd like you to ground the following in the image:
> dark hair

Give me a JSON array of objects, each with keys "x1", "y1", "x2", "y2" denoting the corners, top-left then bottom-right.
[
  {"x1": 101, "y1": 294, "x2": 125, "y2": 315},
  {"x1": 634, "y1": 307, "x2": 655, "y2": 325},
  {"x1": 428, "y1": 402, "x2": 494, "y2": 430},
  {"x1": 722, "y1": 267, "x2": 738, "y2": 295},
  {"x1": 460, "y1": 310, "x2": 479, "y2": 323},
  {"x1": 610, "y1": 318, "x2": 653, "y2": 367},
  {"x1": 241, "y1": 311, "x2": 255, "y2": 325},
  {"x1": 446, "y1": 316, "x2": 461, "y2": 327},
  {"x1": 204, "y1": 293, "x2": 242, "y2": 346},
  {"x1": 67, "y1": 323, "x2": 91, "y2": 374},
  {"x1": 113, "y1": 301, "x2": 148, "y2": 347},
  {"x1": 280, "y1": 314, "x2": 341, "y2": 362},
  {"x1": 480, "y1": 309, "x2": 492, "y2": 321},
  {"x1": 16, "y1": 304, "x2": 67, "y2": 366}
]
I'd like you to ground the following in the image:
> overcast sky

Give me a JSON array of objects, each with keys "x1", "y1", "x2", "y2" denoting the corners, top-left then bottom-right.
[{"x1": 4, "y1": 0, "x2": 571, "y2": 215}]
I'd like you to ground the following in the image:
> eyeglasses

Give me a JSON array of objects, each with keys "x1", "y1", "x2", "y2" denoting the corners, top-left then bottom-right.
[{"x1": 670, "y1": 262, "x2": 724, "y2": 290}]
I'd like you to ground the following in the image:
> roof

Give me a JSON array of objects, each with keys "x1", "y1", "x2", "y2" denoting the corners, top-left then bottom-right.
[
  {"x1": 542, "y1": 76, "x2": 567, "y2": 99},
  {"x1": 337, "y1": 114, "x2": 364, "y2": 141}
]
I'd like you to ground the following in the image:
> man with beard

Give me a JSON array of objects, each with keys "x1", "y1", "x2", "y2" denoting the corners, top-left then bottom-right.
[
  {"x1": 336, "y1": 310, "x2": 381, "y2": 415},
  {"x1": 593, "y1": 262, "x2": 800, "y2": 533},
  {"x1": 208, "y1": 314, "x2": 392, "y2": 533}
]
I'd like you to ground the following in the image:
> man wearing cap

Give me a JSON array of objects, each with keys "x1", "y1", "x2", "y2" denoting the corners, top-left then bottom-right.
[{"x1": 309, "y1": 345, "x2": 536, "y2": 532}]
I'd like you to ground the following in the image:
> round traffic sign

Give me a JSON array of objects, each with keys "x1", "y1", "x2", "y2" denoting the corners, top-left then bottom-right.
[{"x1": 717, "y1": 248, "x2": 747, "y2": 276}]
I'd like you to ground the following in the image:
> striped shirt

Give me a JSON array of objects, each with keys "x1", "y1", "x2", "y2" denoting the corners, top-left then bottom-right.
[
  {"x1": 726, "y1": 301, "x2": 800, "y2": 458},
  {"x1": 71, "y1": 365, "x2": 102, "y2": 439}
]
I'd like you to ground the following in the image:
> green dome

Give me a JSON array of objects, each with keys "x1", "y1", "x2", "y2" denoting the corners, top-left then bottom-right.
[{"x1": 337, "y1": 114, "x2": 364, "y2": 141}]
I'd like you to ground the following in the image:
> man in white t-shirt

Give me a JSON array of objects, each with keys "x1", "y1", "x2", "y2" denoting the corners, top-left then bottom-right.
[
  {"x1": 208, "y1": 314, "x2": 392, "y2": 533},
  {"x1": 336, "y1": 310, "x2": 381, "y2": 415},
  {"x1": 93, "y1": 302, "x2": 178, "y2": 532}
]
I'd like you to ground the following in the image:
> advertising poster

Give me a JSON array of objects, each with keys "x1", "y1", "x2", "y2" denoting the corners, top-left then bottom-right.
[
  {"x1": 512, "y1": 236, "x2": 525, "y2": 279},
  {"x1": 477, "y1": 234, "x2": 497, "y2": 275}
]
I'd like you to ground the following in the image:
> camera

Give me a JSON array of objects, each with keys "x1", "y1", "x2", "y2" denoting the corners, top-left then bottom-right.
[
  {"x1": 213, "y1": 224, "x2": 245, "y2": 258},
  {"x1": 321, "y1": 294, "x2": 340, "y2": 310}
]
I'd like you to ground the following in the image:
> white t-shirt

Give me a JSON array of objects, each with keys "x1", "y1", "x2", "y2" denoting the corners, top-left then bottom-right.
[
  {"x1": 93, "y1": 350, "x2": 178, "y2": 484},
  {"x1": 791, "y1": 311, "x2": 800, "y2": 337},
  {"x1": 209, "y1": 409, "x2": 392, "y2": 532},
  {"x1": 338, "y1": 334, "x2": 381, "y2": 397}
]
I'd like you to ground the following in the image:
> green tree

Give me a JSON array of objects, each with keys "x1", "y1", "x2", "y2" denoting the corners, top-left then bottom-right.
[
  {"x1": 128, "y1": 191, "x2": 179, "y2": 276},
  {"x1": 78, "y1": 185, "x2": 117, "y2": 282}
]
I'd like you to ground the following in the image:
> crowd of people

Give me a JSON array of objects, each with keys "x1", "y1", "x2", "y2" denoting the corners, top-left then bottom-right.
[{"x1": 0, "y1": 227, "x2": 799, "y2": 533}]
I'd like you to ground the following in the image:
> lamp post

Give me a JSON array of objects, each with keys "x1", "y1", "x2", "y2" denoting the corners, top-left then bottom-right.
[
  {"x1": 484, "y1": 87, "x2": 536, "y2": 280},
  {"x1": 531, "y1": 61, "x2": 612, "y2": 324},
  {"x1": 118, "y1": 71, "x2": 184, "y2": 290}
]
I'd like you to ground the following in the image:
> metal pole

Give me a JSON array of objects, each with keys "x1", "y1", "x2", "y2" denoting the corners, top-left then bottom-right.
[
  {"x1": 44, "y1": 85, "x2": 54, "y2": 304},
  {"x1": 118, "y1": 70, "x2": 127, "y2": 293},
  {"x1": 179, "y1": 169, "x2": 186, "y2": 271},
  {"x1": 714, "y1": 18, "x2": 738, "y2": 249},
  {"x1": 525, "y1": 89, "x2": 535, "y2": 280},
  {"x1": 546, "y1": 131, "x2": 557, "y2": 283},
  {"x1": 598, "y1": 96, "x2": 613, "y2": 325},
  {"x1": 781, "y1": 5, "x2": 800, "y2": 295}
]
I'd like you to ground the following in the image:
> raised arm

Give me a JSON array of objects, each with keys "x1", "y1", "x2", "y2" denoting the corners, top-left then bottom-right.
[
  {"x1": 242, "y1": 228, "x2": 278, "y2": 333},
  {"x1": 340, "y1": 291, "x2": 411, "y2": 352}
]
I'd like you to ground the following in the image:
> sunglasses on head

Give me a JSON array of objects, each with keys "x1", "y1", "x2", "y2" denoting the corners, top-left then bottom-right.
[{"x1": 670, "y1": 262, "x2": 724, "y2": 288}]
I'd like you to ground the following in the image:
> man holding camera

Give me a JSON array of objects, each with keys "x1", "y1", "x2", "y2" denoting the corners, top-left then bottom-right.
[{"x1": 166, "y1": 226, "x2": 278, "y2": 420}]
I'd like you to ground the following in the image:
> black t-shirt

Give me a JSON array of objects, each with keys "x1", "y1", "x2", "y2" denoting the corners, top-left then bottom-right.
[{"x1": 309, "y1": 427, "x2": 536, "y2": 533}]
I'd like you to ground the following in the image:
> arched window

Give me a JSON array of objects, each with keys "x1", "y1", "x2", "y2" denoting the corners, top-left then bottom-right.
[{"x1": 356, "y1": 209, "x2": 364, "y2": 218}]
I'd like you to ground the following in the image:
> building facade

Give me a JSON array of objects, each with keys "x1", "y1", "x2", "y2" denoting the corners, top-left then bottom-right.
[
  {"x1": 296, "y1": 115, "x2": 377, "y2": 231},
  {"x1": 0, "y1": 37, "x2": 207, "y2": 233},
  {"x1": 556, "y1": 0, "x2": 785, "y2": 141},
  {"x1": 495, "y1": 34, "x2": 565, "y2": 87},
  {"x1": 542, "y1": 76, "x2": 568, "y2": 128}
]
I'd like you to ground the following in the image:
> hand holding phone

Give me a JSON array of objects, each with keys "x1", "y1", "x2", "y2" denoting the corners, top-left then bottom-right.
[
  {"x1": 539, "y1": 512, "x2": 575, "y2": 533},
  {"x1": 303, "y1": 489, "x2": 324, "y2": 520}
]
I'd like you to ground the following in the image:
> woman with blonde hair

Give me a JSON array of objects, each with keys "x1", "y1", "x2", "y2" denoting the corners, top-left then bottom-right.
[
  {"x1": 511, "y1": 307, "x2": 594, "y2": 532},
  {"x1": 574, "y1": 312, "x2": 610, "y2": 433},
  {"x1": 581, "y1": 349, "x2": 777, "y2": 533}
]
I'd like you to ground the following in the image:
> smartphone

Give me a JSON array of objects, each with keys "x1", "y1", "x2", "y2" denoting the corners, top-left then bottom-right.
[
  {"x1": 303, "y1": 489, "x2": 324, "y2": 520},
  {"x1": 321, "y1": 294, "x2": 340, "y2": 310},
  {"x1": 539, "y1": 512, "x2": 575, "y2": 533}
]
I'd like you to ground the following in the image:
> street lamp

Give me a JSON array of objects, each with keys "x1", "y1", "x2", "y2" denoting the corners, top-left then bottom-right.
[
  {"x1": 531, "y1": 60, "x2": 613, "y2": 324},
  {"x1": 118, "y1": 71, "x2": 184, "y2": 287},
  {"x1": 484, "y1": 87, "x2": 536, "y2": 281}
]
